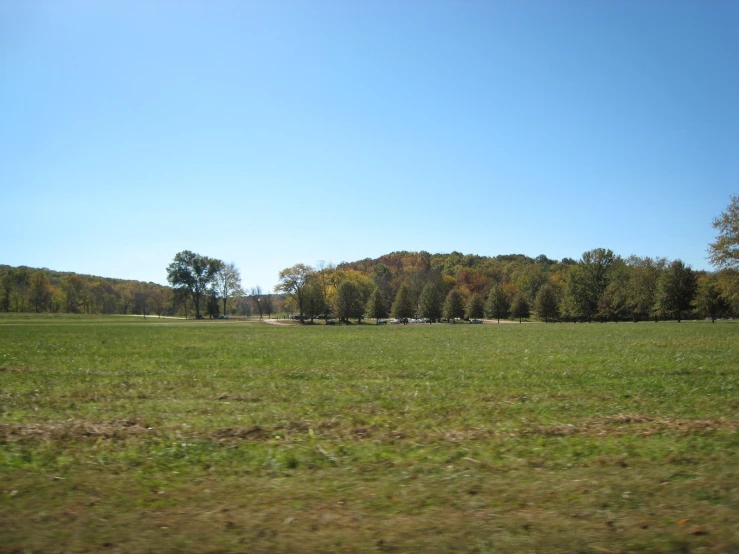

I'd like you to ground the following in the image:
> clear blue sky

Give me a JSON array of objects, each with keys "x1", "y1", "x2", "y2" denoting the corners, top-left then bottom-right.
[{"x1": 2, "y1": 1, "x2": 737, "y2": 291}]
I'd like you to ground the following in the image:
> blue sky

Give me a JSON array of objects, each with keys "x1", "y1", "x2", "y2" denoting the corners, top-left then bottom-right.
[{"x1": 2, "y1": 1, "x2": 737, "y2": 291}]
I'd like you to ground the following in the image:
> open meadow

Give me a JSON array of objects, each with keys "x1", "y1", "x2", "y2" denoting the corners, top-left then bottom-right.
[{"x1": 1, "y1": 316, "x2": 738, "y2": 553}]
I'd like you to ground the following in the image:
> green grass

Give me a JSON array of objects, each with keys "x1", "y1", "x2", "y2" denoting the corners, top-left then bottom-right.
[{"x1": 1, "y1": 317, "x2": 738, "y2": 552}]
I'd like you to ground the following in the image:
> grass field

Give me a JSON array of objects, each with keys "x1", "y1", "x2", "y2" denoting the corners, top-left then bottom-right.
[{"x1": 1, "y1": 316, "x2": 738, "y2": 553}]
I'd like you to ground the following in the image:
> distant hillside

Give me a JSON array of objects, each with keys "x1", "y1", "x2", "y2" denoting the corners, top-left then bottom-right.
[
  {"x1": 276, "y1": 249, "x2": 738, "y2": 322},
  {"x1": 0, "y1": 264, "x2": 283, "y2": 318}
]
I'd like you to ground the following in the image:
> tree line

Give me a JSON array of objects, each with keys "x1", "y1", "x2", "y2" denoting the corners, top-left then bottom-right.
[
  {"x1": 4, "y1": 197, "x2": 737, "y2": 322},
  {"x1": 0, "y1": 256, "x2": 281, "y2": 318},
  {"x1": 275, "y1": 197, "x2": 739, "y2": 324},
  {"x1": 276, "y1": 250, "x2": 736, "y2": 324}
]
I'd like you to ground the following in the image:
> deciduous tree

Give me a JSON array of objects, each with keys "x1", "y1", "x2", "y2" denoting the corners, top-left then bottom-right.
[
  {"x1": 303, "y1": 279, "x2": 327, "y2": 323},
  {"x1": 29, "y1": 271, "x2": 51, "y2": 313},
  {"x1": 694, "y1": 274, "x2": 727, "y2": 322},
  {"x1": 708, "y1": 194, "x2": 739, "y2": 269},
  {"x1": 166, "y1": 251, "x2": 224, "y2": 319},
  {"x1": 654, "y1": 259, "x2": 697, "y2": 322},
  {"x1": 335, "y1": 280, "x2": 365, "y2": 323},
  {"x1": 214, "y1": 262, "x2": 243, "y2": 316},
  {"x1": 276, "y1": 264, "x2": 313, "y2": 321}
]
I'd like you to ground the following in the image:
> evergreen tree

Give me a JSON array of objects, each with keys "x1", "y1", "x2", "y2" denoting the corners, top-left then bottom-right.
[
  {"x1": 418, "y1": 282, "x2": 444, "y2": 322},
  {"x1": 485, "y1": 285, "x2": 510, "y2": 323},
  {"x1": 510, "y1": 294, "x2": 530, "y2": 323},
  {"x1": 366, "y1": 287, "x2": 388, "y2": 322},
  {"x1": 391, "y1": 283, "x2": 416, "y2": 319},
  {"x1": 442, "y1": 289, "x2": 465, "y2": 322},
  {"x1": 535, "y1": 284, "x2": 559, "y2": 323},
  {"x1": 465, "y1": 292, "x2": 485, "y2": 319}
]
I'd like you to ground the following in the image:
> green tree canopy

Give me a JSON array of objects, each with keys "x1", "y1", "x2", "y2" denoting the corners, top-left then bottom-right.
[
  {"x1": 275, "y1": 263, "x2": 314, "y2": 321},
  {"x1": 535, "y1": 284, "x2": 560, "y2": 323},
  {"x1": 708, "y1": 194, "x2": 739, "y2": 269},
  {"x1": 214, "y1": 262, "x2": 243, "y2": 317},
  {"x1": 510, "y1": 294, "x2": 530, "y2": 323},
  {"x1": 485, "y1": 285, "x2": 510, "y2": 323},
  {"x1": 465, "y1": 292, "x2": 485, "y2": 320},
  {"x1": 654, "y1": 260, "x2": 697, "y2": 322},
  {"x1": 335, "y1": 279, "x2": 365, "y2": 323},
  {"x1": 366, "y1": 287, "x2": 389, "y2": 322},
  {"x1": 418, "y1": 281, "x2": 444, "y2": 322},
  {"x1": 442, "y1": 289, "x2": 465, "y2": 322},
  {"x1": 166, "y1": 251, "x2": 224, "y2": 319},
  {"x1": 391, "y1": 283, "x2": 415, "y2": 319}
]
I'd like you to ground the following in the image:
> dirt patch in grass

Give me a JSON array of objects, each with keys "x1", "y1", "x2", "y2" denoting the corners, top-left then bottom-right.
[
  {"x1": 0, "y1": 418, "x2": 150, "y2": 442},
  {"x1": 3, "y1": 414, "x2": 736, "y2": 446},
  {"x1": 211, "y1": 425, "x2": 269, "y2": 440},
  {"x1": 526, "y1": 414, "x2": 739, "y2": 438},
  {"x1": 0, "y1": 365, "x2": 35, "y2": 372}
]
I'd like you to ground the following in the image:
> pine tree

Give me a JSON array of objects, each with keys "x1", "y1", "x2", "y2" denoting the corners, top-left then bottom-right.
[
  {"x1": 366, "y1": 287, "x2": 388, "y2": 322},
  {"x1": 485, "y1": 286, "x2": 510, "y2": 323},
  {"x1": 510, "y1": 294, "x2": 530, "y2": 323},
  {"x1": 418, "y1": 282, "x2": 443, "y2": 322},
  {"x1": 442, "y1": 289, "x2": 465, "y2": 322},
  {"x1": 535, "y1": 284, "x2": 559, "y2": 323},
  {"x1": 465, "y1": 293, "x2": 485, "y2": 319},
  {"x1": 391, "y1": 283, "x2": 416, "y2": 319}
]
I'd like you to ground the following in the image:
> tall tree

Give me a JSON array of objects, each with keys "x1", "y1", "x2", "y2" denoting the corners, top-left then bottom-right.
[
  {"x1": 624, "y1": 256, "x2": 665, "y2": 322},
  {"x1": 391, "y1": 283, "x2": 415, "y2": 319},
  {"x1": 485, "y1": 285, "x2": 510, "y2": 323},
  {"x1": 250, "y1": 285, "x2": 265, "y2": 320},
  {"x1": 654, "y1": 259, "x2": 697, "y2": 322},
  {"x1": 335, "y1": 280, "x2": 365, "y2": 323},
  {"x1": 366, "y1": 287, "x2": 388, "y2": 322},
  {"x1": 262, "y1": 291, "x2": 274, "y2": 318},
  {"x1": 565, "y1": 248, "x2": 617, "y2": 321},
  {"x1": 442, "y1": 289, "x2": 465, "y2": 322},
  {"x1": 214, "y1": 262, "x2": 243, "y2": 316},
  {"x1": 535, "y1": 284, "x2": 560, "y2": 323},
  {"x1": 29, "y1": 271, "x2": 51, "y2": 313},
  {"x1": 166, "y1": 251, "x2": 224, "y2": 319},
  {"x1": 303, "y1": 279, "x2": 327, "y2": 323},
  {"x1": 694, "y1": 274, "x2": 727, "y2": 322},
  {"x1": 149, "y1": 286, "x2": 172, "y2": 318},
  {"x1": 61, "y1": 275, "x2": 85, "y2": 313},
  {"x1": 708, "y1": 194, "x2": 739, "y2": 269},
  {"x1": 465, "y1": 292, "x2": 485, "y2": 320},
  {"x1": 275, "y1": 264, "x2": 313, "y2": 321},
  {"x1": 418, "y1": 281, "x2": 444, "y2": 322},
  {"x1": 510, "y1": 294, "x2": 530, "y2": 323}
]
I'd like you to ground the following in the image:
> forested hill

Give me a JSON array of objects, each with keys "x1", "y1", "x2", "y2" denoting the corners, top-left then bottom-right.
[
  {"x1": 0, "y1": 264, "x2": 170, "y2": 315},
  {"x1": 281, "y1": 248, "x2": 738, "y2": 322}
]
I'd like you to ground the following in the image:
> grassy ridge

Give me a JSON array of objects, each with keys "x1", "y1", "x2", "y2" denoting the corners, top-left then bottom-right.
[{"x1": 1, "y1": 318, "x2": 738, "y2": 552}]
